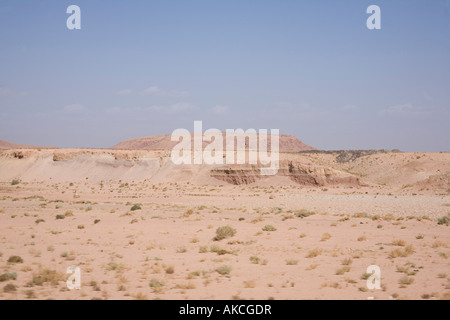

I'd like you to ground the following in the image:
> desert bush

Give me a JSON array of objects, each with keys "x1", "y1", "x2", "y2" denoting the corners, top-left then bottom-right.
[
  {"x1": 131, "y1": 204, "x2": 142, "y2": 211},
  {"x1": 389, "y1": 245, "x2": 415, "y2": 258},
  {"x1": 11, "y1": 180, "x2": 20, "y2": 186},
  {"x1": 31, "y1": 269, "x2": 64, "y2": 286},
  {"x1": 437, "y1": 215, "x2": 450, "y2": 226},
  {"x1": 0, "y1": 272, "x2": 17, "y2": 282},
  {"x1": 262, "y1": 225, "x2": 277, "y2": 232},
  {"x1": 8, "y1": 256, "x2": 23, "y2": 264},
  {"x1": 216, "y1": 265, "x2": 232, "y2": 275},
  {"x1": 55, "y1": 214, "x2": 65, "y2": 220},
  {"x1": 214, "y1": 226, "x2": 237, "y2": 241},
  {"x1": 296, "y1": 210, "x2": 316, "y2": 219},
  {"x1": 305, "y1": 249, "x2": 322, "y2": 258},
  {"x1": 3, "y1": 283, "x2": 16, "y2": 293},
  {"x1": 399, "y1": 276, "x2": 414, "y2": 286},
  {"x1": 249, "y1": 256, "x2": 260, "y2": 264}
]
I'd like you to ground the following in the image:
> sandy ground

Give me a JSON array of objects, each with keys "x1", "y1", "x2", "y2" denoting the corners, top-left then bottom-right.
[{"x1": 0, "y1": 150, "x2": 449, "y2": 300}]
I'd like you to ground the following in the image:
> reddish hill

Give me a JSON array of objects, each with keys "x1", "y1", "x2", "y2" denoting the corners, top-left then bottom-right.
[
  {"x1": 112, "y1": 134, "x2": 316, "y2": 153},
  {"x1": 0, "y1": 140, "x2": 55, "y2": 150}
]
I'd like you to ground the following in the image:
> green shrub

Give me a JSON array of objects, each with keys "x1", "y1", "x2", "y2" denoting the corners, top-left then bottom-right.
[
  {"x1": 131, "y1": 204, "x2": 142, "y2": 211},
  {"x1": 11, "y1": 180, "x2": 20, "y2": 186},
  {"x1": 437, "y1": 215, "x2": 450, "y2": 226},
  {"x1": 55, "y1": 214, "x2": 65, "y2": 220}
]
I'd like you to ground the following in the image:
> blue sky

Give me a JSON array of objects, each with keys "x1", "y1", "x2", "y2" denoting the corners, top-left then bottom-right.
[{"x1": 0, "y1": 0, "x2": 449, "y2": 150}]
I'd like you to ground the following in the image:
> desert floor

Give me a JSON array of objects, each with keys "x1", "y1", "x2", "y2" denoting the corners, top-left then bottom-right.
[{"x1": 0, "y1": 179, "x2": 449, "y2": 300}]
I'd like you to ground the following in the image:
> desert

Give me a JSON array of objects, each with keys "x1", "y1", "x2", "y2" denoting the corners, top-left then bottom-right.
[{"x1": 0, "y1": 138, "x2": 448, "y2": 300}]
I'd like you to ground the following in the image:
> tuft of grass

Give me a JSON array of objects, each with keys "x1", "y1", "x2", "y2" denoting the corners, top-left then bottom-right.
[
  {"x1": 183, "y1": 209, "x2": 194, "y2": 217},
  {"x1": 134, "y1": 292, "x2": 148, "y2": 300},
  {"x1": 389, "y1": 245, "x2": 415, "y2": 258},
  {"x1": 216, "y1": 265, "x2": 232, "y2": 276},
  {"x1": 0, "y1": 272, "x2": 18, "y2": 282},
  {"x1": 249, "y1": 256, "x2": 260, "y2": 264},
  {"x1": 64, "y1": 210, "x2": 74, "y2": 217},
  {"x1": 214, "y1": 225, "x2": 237, "y2": 241},
  {"x1": 286, "y1": 259, "x2": 299, "y2": 265},
  {"x1": 399, "y1": 276, "x2": 414, "y2": 286},
  {"x1": 342, "y1": 258, "x2": 353, "y2": 266},
  {"x1": 262, "y1": 225, "x2": 277, "y2": 232},
  {"x1": 336, "y1": 266, "x2": 351, "y2": 275},
  {"x1": 3, "y1": 283, "x2": 16, "y2": 293},
  {"x1": 11, "y1": 179, "x2": 20, "y2": 186},
  {"x1": 437, "y1": 215, "x2": 450, "y2": 226},
  {"x1": 35, "y1": 219, "x2": 45, "y2": 224},
  {"x1": 55, "y1": 214, "x2": 65, "y2": 220},
  {"x1": 357, "y1": 235, "x2": 367, "y2": 242},
  {"x1": 361, "y1": 273, "x2": 372, "y2": 280},
  {"x1": 106, "y1": 262, "x2": 124, "y2": 271},
  {"x1": 7, "y1": 256, "x2": 23, "y2": 264},
  {"x1": 176, "y1": 247, "x2": 187, "y2": 253},
  {"x1": 131, "y1": 204, "x2": 142, "y2": 211},
  {"x1": 391, "y1": 239, "x2": 406, "y2": 247},
  {"x1": 94, "y1": 219, "x2": 101, "y2": 224},
  {"x1": 320, "y1": 233, "x2": 331, "y2": 241},
  {"x1": 149, "y1": 279, "x2": 165, "y2": 293},
  {"x1": 30, "y1": 269, "x2": 64, "y2": 286},
  {"x1": 305, "y1": 248, "x2": 322, "y2": 258},
  {"x1": 296, "y1": 210, "x2": 315, "y2": 219},
  {"x1": 165, "y1": 266, "x2": 175, "y2": 274}
]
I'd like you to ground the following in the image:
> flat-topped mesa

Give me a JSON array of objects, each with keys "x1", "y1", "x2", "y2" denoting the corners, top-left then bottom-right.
[{"x1": 111, "y1": 133, "x2": 316, "y2": 153}]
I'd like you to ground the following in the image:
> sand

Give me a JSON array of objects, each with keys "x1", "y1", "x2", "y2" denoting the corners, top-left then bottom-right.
[{"x1": 0, "y1": 148, "x2": 448, "y2": 300}]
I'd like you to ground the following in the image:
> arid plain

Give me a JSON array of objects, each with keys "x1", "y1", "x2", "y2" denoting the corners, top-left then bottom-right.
[{"x1": 0, "y1": 137, "x2": 449, "y2": 300}]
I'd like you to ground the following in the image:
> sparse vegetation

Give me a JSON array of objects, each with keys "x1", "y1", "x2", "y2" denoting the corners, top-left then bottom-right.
[
  {"x1": 30, "y1": 269, "x2": 64, "y2": 286},
  {"x1": 11, "y1": 179, "x2": 20, "y2": 186},
  {"x1": 389, "y1": 245, "x2": 415, "y2": 258}
]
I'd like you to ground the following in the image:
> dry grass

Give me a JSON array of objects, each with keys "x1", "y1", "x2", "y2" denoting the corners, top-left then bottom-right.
[
  {"x1": 306, "y1": 248, "x2": 322, "y2": 258},
  {"x1": 389, "y1": 245, "x2": 415, "y2": 258},
  {"x1": 320, "y1": 233, "x2": 331, "y2": 242},
  {"x1": 286, "y1": 259, "x2": 299, "y2": 265}
]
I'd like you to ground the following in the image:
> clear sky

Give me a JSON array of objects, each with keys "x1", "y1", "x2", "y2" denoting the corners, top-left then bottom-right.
[{"x1": 0, "y1": 0, "x2": 449, "y2": 151}]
